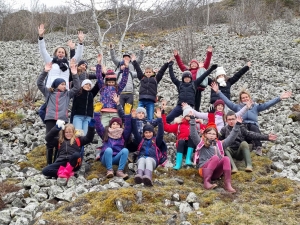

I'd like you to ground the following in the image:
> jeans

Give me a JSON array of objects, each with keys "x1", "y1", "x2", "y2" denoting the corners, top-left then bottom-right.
[
  {"x1": 73, "y1": 115, "x2": 92, "y2": 135},
  {"x1": 138, "y1": 100, "x2": 154, "y2": 120},
  {"x1": 101, "y1": 147, "x2": 129, "y2": 170}
]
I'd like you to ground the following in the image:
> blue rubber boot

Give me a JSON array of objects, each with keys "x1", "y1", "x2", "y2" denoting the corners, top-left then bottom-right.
[
  {"x1": 173, "y1": 152, "x2": 183, "y2": 170},
  {"x1": 185, "y1": 147, "x2": 194, "y2": 166}
]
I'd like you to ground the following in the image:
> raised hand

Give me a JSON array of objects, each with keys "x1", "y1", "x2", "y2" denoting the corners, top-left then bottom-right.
[
  {"x1": 120, "y1": 65, "x2": 125, "y2": 71},
  {"x1": 67, "y1": 40, "x2": 75, "y2": 50},
  {"x1": 169, "y1": 57, "x2": 175, "y2": 63},
  {"x1": 181, "y1": 102, "x2": 190, "y2": 110},
  {"x1": 140, "y1": 44, "x2": 145, "y2": 50},
  {"x1": 247, "y1": 61, "x2": 252, "y2": 67},
  {"x1": 280, "y1": 91, "x2": 292, "y2": 100},
  {"x1": 97, "y1": 54, "x2": 102, "y2": 64},
  {"x1": 173, "y1": 49, "x2": 178, "y2": 56},
  {"x1": 70, "y1": 58, "x2": 77, "y2": 75},
  {"x1": 188, "y1": 110, "x2": 194, "y2": 117},
  {"x1": 236, "y1": 116, "x2": 243, "y2": 123},
  {"x1": 38, "y1": 24, "x2": 45, "y2": 37},
  {"x1": 207, "y1": 45, "x2": 213, "y2": 52},
  {"x1": 211, "y1": 82, "x2": 219, "y2": 93},
  {"x1": 161, "y1": 99, "x2": 167, "y2": 110},
  {"x1": 112, "y1": 93, "x2": 120, "y2": 104},
  {"x1": 131, "y1": 54, "x2": 136, "y2": 61},
  {"x1": 246, "y1": 100, "x2": 253, "y2": 109},
  {"x1": 154, "y1": 107, "x2": 162, "y2": 118},
  {"x1": 268, "y1": 134, "x2": 277, "y2": 141},
  {"x1": 78, "y1": 31, "x2": 84, "y2": 43},
  {"x1": 123, "y1": 59, "x2": 129, "y2": 68},
  {"x1": 131, "y1": 108, "x2": 137, "y2": 118},
  {"x1": 56, "y1": 120, "x2": 65, "y2": 130},
  {"x1": 44, "y1": 62, "x2": 52, "y2": 72},
  {"x1": 90, "y1": 66, "x2": 96, "y2": 71}
]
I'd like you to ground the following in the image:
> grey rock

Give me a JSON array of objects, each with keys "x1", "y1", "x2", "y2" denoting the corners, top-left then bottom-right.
[
  {"x1": 56, "y1": 178, "x2": 68, "y2": 186},
  {"x1": 34, "y1": 193, "x2": 48, "y2": 202},
  {"x1": 172, "y1": 193, "x2": 180, "y2": 201},
  {"x1": 55, "y1": 187, "x2": 78, "y2": 202},
  {"x1": 186, "y1": 192, "x2": 198, "y2": 203},
  {"x1": 39, "y1": 201, "x2": 55, "y2": 212},
  {"x1": 179, "y1": 202, "x2": 193, "y2": 213},
  {"x1": 115, "y1": 199, "x2": 124, "y2": 213},
  {"x1": 89, "y1": 185, "x2": 107, "y2": 192},
  {"x1": 0, "y1": 209, "x2": 12, "y2": 225},
  {"x1": 11, "y1": 198, "x2": 26, "y2": 208},
  {"x1": 15, "y1": 217, "x2": 29, "y2": 225},
  {"x1": 48, "y1": 185, "x2": 64, "y2": 200}
]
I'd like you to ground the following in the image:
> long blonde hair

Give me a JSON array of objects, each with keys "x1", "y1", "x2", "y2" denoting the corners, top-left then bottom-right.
[
  {"x1": 58, "y1": 124, "x2": 76, "y2": 145},
  {"x1": 239, "y1": 89, "x2": 252, "y2": 103}
]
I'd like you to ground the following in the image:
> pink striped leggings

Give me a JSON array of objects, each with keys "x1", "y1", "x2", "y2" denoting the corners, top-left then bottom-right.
[{"x1": 202, "y1": 155, "x2": 231, "y2": 180}]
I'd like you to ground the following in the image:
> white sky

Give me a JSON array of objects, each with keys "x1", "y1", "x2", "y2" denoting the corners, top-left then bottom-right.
[{"x1": 14, "y1": 0, "x2": 91, "y2": 10}]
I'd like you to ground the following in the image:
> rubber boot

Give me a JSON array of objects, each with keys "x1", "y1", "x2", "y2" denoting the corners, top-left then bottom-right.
[
  {"x1": 223, "y1": 170, "x2": 236, "y2": 193},
  {"x1": 46, "y1": 147, "x2": 53, "y2": 165},
  {"x1": 185, "y1": 147, "x2": 194, "y2": 166},
  {"x1": 142, "y1": 169, "x2": 153, "y2": 186},
  {"x1": 225, "y1": 150, "x2": 238, "y2": 174},
  {"x1": 134, "y1": 169, "x2": 144, "y2": 184},
  {"x1": 173, "y1": 152, "x2": 183, "y2": 170},
  {"x1": 242, "y1": 148, "x2": 253, "y2": 172},
  {"x1": 202, "y1": 168, "x2": 218, "y2": 190}
]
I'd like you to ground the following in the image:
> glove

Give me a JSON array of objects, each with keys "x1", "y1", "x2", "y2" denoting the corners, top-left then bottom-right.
[
  {"x1": 124, "y1": 103, "x2": 132, "y2": 115},
  {"x1": 209, "y1": 64, "x2": 218, "y2": 71},
  {"x1": 89, "y1": 118, "x2": 96, "y2": 127},
  {"x1": 94, "y1": 102, "x2": 103, "y2": 113},
  {"x1": 56, "y1": 120, "x2": 65, "y2": 130},
  {"x1": 207, "y1": 106, "x2": 215, "y2": 114}
]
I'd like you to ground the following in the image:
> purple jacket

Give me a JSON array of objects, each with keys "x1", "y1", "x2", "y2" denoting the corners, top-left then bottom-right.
[
  {"x1": 94, "y1": 112, "x2": 132, "y2": 160},
  {"x1": 96, "y1": 64, "x2": 129, "y2": 109}
]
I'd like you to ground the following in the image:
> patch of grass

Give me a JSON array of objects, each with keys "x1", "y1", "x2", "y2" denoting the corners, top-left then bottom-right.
[
  {"x1": 18, "y1": 145, "x2": 47, "y2": 171},
  {"x1": 0, "y1": 180, "x2": 22, "y2": 210},
  {"x1": 0, "y1": 111, "x2": 24, "y2": 130}
]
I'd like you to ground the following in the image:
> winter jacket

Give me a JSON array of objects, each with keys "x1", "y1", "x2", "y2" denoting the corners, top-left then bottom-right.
[
  {"x1": 217, "y1": 91, "x2": 281, "y2": 126},
  {"x1": 208, "y1": 66, "x2": 250, "y2": 104},
  {"x1": 132, "y1": 117, "x2": 164, "y2": 166},
  {"x1": 78, "y1": 72, "x2": 97, "y2": 83},
  {"x1": 169, "y1": 64, "x2": 215, "y2": 106},
  {"x1": 96, "y1": 64, "x2": 129, "y2": 111},
  {"x1": 45, "y1": 125, "x2": 95, "y2": 163},
  {"x1": 189, "y1": 116, "x2": 240, "y2": 168},
  {"x1": 94, "y1": 112, "x2": 132, "y2": 160},
  {"x1": 219, "y1": 124, "x2": 269, "y2": 150},
  {"x1": 38, "y1": 37, "x2": 83, "y2": 89},
  {"x1": 110, "y1": 48, "x2": 144, "y2": 93},
  {"x1": 192, "y1": 105, "x2": 248, "y2": 132},
  {"x1": 174, "y1": 51, "x2": 212, "y2": 80},
  {"x1": 37, "y1": 71, "x2": 80, "y2": 122},
  {"x1": 133, "y1": 60, "x2": 169, "y2": 102}
]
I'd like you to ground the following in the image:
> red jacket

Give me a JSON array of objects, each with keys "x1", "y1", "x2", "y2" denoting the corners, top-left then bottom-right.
[{"x1": 174, "y1": 51, "x2": 212, "y2": 81}]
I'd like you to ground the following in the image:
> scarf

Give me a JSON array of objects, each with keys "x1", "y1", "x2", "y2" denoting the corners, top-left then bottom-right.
[
  {"x1": 215, "y1": 111, "x2": 223, "y2": 116},
  {"x1": 108, "y1": 127, "x2": 124, "y2": 139},
  {"x1": 217, "y1": 77, "x2": 227, "y2": 87},
  {"x1": 52, "y1": 57, "x2": 69, "y2": 72}
]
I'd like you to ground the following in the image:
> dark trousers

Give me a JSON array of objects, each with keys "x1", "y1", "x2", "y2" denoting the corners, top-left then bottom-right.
[
  {"x1": 177, "y1": 137, "x2": 195, "y2": 154},
  {"x1": 45, "y1": 120, "x2": 57, "y2": 164},
  {"x1": 245, "y1": 123, "x2": 262, "y2": 147},
  {"x1": 166, "y1": 105, "x2": 184, "y2": 123},
  {"x1": 42, "y1": 152, "x2": 81, "y2": 178},
  {"x1": 194, "y1": 89, "x2": 203, "y2": 112},
  {"x1": 120, "y1": 93, "x2": 134, "y2": 109}
]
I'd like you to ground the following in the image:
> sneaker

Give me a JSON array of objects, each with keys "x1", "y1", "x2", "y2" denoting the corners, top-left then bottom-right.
[
  {"x1": 255, "y1": 147, "x2": 262, "y2": 156},
  {"x1": 116, "y1": 170, "x2": 129, "y2": 180},
  {"x1": 106, "y1": 170, "x2": 114, "y2": 178}
]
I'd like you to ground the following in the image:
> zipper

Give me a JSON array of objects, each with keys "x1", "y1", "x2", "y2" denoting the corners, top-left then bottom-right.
[{"x1": 85, "y1": 92, "x2": 89, "y2": 116}]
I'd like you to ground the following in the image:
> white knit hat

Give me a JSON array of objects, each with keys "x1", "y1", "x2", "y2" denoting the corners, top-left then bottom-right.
[
  {"x1": 81, "y1": 79, "x2": 92, "y2": 87},
  {"x1": 136, "y1": 107, "x2": 147, "y2": 117},
  {"x1": 215, "y1": 67, "x2": 226, "y2": 77},
  {"x1": 182, "y1": 107, "x2": 192, "y2": 118}
]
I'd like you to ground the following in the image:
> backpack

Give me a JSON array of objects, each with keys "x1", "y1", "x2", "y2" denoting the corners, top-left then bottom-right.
[
  {"x1": 196, "y1": 68, "x2": 208, "y2": 89},
  {"x1": 137, "y1": 137, "x2": 168, "y2": 167},
  {"x1": 38, "y1": 94, "x2": 50, "y2": 124}
]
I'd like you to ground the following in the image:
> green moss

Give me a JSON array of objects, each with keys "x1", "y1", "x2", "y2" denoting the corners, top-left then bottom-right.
[
  {"x1": 0, "y1": 111, "x2": 24, "y2": 130},
  {"x1": 18, "y1": 145, "x2": 47, "y2": 171}
]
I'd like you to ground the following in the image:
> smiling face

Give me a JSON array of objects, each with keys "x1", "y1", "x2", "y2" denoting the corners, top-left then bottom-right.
[
  {"x1": 64, "y1": 127, "x2": 74, "y2": 140},
  {"x1": 82, "y1": 83, "x2": 91, "y2": 91},
  {"x1": 190, "y1": 62, "x2": 198, "y2": 69},
  {"x1": 110, "y1": 122, "x2": 121, "y2": 129},
  {"x1": 107, "y1": 80, "x2": 116, "y2": 86},
  {"x1": 78, "y1": 64, "x2": 87, "y2": 72},
  {"x1": 137, "y1": 112, "x2": 145, "y2": 119},
  {"x1": 145, "y1": 69, "x2": 154, "y2": 77},
  {"x1": 55, "y1": 47, "x2": 66, "y2": 59},
  {"x1": 240, "y1": 93, "x2": 251, "y2": 103},
  {"x1": 144, "y1": 131, "x2": 153, "y2": 139},
  {"x1": 216, "y1": 104, "x2": 224, "y2": 112},
  {"x1": 183, "y1": 77, "x2": 191, "y2": 83}
]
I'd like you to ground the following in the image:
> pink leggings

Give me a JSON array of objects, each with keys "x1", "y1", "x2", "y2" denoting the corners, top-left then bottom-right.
[{"x1": 202, "y1": 155, "x2": 231, "y2": 180}]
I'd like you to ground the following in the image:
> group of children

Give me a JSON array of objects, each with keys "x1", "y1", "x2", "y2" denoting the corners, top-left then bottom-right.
[{"x1": 37, "y1": 24, "x2": 292, "y2": 192}]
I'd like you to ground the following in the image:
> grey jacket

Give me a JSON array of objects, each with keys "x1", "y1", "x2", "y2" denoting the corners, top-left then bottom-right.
[
  {"x1": 189, "y1": 117, "x2": 241, "y2": 168},
  {"x1": 37, "y1": 71, "x2": 80, "y2": 122},
  {"x1": 110, "y1": 48, "x2": 144, "y2": 93}
]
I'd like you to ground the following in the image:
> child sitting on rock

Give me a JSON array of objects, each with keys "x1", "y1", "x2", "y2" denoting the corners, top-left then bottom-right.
[
  {"x1": 94, "y1": 103, "x2": 132, "y2": 179},
  {"x1": 131, "y1": 108, "x2": 167, "y2": 186},
  {"x1": 132, "y1": 54, "x2": 171, "y2": 120},
  {"x1": 37, "y1": 60, "x2": 80, "y2": 165},
  {"x1": 42, "y1": 119, "x2": 95, "y2": 178}
]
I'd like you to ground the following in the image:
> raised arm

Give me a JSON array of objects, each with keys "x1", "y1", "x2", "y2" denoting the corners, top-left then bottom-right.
[
  {"x1": 194, "y1": 64, "x2": 217, "y2": 87},
  {"x1": 38, "y1": 24, "x2": 52, "y2": 63},
  {"x1": 109, "y1": 44, "x2": 121, "y2": 66},
  {"x1": 203, "y1": 46, "x2": 213, "y2": 69},
  {"x1": 67, "y1": 40, "x2": 76, "y2": 59},
  {"x1": 227, "y1": 62, "x2": 251, "y2": 85},
  {"x1": 79, "y1": 120, "x2": 96, "y2": 145},
  {"x1": 68, "y1": 59, "x2": 80, "y2": 98},
  {"x1": 135, "y1": 44, "x2": 144, "y2": 64},
  {"x1": 96, "y1": 54, "x2": 105, "y2": 90},
  {"x1": 161, "y1": 111, "x2": 178, "y2": 134},
  {"x1": 174, "y1": 50, "x2": 188, "y2": 72},
  {"x1": 72, "y1": 31, "x2": 84, "y2": 62},
  {"x1": 256, "y1": 91, "x2": 291, "y2": 112},
  {"x1": 189, "y1": 115, "x2": 201, "y2": 146},
  {"x1": 132, "y1": 59, "x2": 144, "y2": 80},
  {"x1": 155, "y1": 62, "x2": 169, "y2": 84},
  {"x1": 154, "y1": 108, "x2": 163, "y2": 147},
  {"x1": 122, "y1": 114, "x2": 132, "y2": 142},
  {"x1": 116, "y1": 67, "x2": 129, "y2": 95},
  {"x1": 131, "y1": 109, "x2": 142, "y2": 144},
  {"x1": 94, "y1": 112, "x2": 105, "y2": 139},
  {"x1": 168, "y1": 62, "x2": 180, "y2": 87},
  {"x1": 37, "y1": 63, "x2": 51, "y2": 97},
  {"x1": 235, "y1": 104, "x2": 249, "y2": 117}
]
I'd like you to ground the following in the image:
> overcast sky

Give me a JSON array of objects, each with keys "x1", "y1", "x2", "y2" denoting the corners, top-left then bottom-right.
[{"x1": 15, "y1": 0, "x2": 91, "y2": 10}]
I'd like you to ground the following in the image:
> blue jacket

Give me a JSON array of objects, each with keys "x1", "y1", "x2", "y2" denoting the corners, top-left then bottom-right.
[{"x1": 217, "y1": 91, "x2": 281, "y2": 126}]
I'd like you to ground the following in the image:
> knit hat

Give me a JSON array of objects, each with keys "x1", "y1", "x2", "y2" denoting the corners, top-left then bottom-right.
[
  {"x1": 81, "y1": 79, "x2": 92, "y2": 87},
  {"x1": 215, "y1": 67, "x2": 226, "y2": 77},
  {"x1": 182, "y1": 107, "x2": 192, "y2": 118},
  {"x1": 205, "y1": 113, "x2": 218, "y2": 132},
  {"x1": 213, "y1": 99, "x2": 225, "y2": 108},
  {"x1": 136, "y1": 107, "x2": 147, "y2": 117},
  {"x1": 105, "y1": 69, "x2": 117, "y2": 81},
  {"x1": 78, "y1": 60, "x2": 88, "y2": 68},
  {"x1": 122, "y1": 53, "x2": 131, "y2": 58},
  {"x1": 51, "y1": 78, "x2": 66, "y2": 89},
  {"x1": 182, "y1": 71, "x2": 192, "y2": 82},
  {"x1": 109, "y1": 117, "x2": 122, "y2": 127},
  {"x1": 189, "y1": 59, "x2": 199, "y2": 68},
  {"x1": 143, "y1": 124, "x2": 154, "y2": 133}
]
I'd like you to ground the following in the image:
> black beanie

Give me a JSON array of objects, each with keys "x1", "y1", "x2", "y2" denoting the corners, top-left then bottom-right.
[
  {"x1": 51, "y1": 78, "x2": 66, "y2": 89},
  {"x1": 182, "y1": 71, "x2": 192, "y2": 82},
  {"x1": 143, "y1": 124, "x2": 154, "y2": 133}
]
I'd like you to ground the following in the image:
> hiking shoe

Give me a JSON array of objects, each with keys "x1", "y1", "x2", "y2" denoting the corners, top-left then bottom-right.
[
  {"x1": 255, "y1": 147, "x2": 262, "y2": 156},
  {"x1": 106, "y1": 170, "x2": 114, "y2": 178},
  {"x1": 245, "y1": 166, "x2": 253, "y2": 172},
  {"x1": 116, "y1": 170, "x2": 129, "y2": 180}
]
